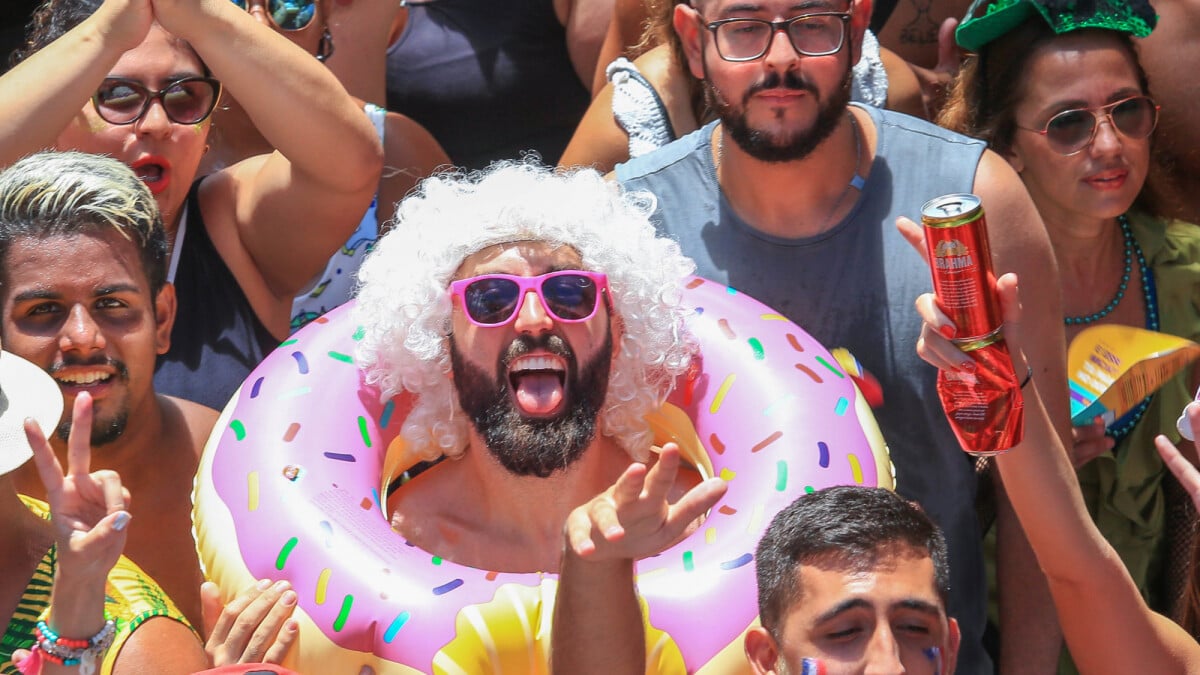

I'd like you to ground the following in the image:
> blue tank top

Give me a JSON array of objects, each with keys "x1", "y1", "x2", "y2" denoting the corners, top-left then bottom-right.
[
  {"x1": 384, "y1": 0, "x2": 590, "y2": 169},
  {"x1": 154, "y1": 181, "x2": 279, "y2": 411},
  {"x1": 618, "y1": 105, "x2": 995, "y2": 675}
]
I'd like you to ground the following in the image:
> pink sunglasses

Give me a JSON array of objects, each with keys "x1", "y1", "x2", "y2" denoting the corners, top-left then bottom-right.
[{"x1": 449, "y1": 270, "x2": 609, "y2": 327}]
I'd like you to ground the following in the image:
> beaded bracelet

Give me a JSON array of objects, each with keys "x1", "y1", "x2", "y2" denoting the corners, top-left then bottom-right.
[{"x1": 23, "y1": 619, "x2": 116, "y2": 675}]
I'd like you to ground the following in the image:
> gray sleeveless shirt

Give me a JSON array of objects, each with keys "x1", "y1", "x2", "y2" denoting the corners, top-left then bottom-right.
[{"x1": 618, "y1": 104, "x2": 993, "y2": 674}]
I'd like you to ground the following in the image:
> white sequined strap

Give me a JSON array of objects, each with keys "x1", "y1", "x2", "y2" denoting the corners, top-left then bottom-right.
[{"x1": 607, "y1": 57, "x2": 676, "y2": 157}]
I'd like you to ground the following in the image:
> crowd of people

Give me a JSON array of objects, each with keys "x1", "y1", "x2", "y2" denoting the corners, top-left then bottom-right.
[{"x1": 0, "y1": 0, "x2": 1198, "y2": 672}]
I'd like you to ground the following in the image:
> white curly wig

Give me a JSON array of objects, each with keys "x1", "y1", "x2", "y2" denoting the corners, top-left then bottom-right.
[{"x1": 353, "y1": 162, "x2": 697, "y2": 463}]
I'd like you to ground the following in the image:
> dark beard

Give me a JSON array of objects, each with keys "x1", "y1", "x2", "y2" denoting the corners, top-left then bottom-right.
[
  {"x1": 50, "y1": 357, "x2": 131, "y2": 447},
  {"x1": 449, "y1": 330, "x2": 613, "y2": 478},
  {"x1": 706, "y1": 63, "x2": 853, "y2": 163},
  {"x1": 57, "y1": 410, "x2": 129, "y2": 447}
]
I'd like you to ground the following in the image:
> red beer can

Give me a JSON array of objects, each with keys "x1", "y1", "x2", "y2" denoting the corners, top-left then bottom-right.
[{"x1": 921, "y1": 194, "x2": 1024, "y2": 456}]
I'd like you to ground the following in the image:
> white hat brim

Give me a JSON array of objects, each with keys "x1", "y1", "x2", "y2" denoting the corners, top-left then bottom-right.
[{"x1": 0, "y1": 350, "x2": 64, "y2": 476}]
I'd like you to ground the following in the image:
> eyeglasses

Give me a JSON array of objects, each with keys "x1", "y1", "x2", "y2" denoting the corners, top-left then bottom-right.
[
  {"x1": 449, "y1": 271, "x2": 609, "y2": 327},
  {"x1": 91, "y1": 77, "x2": 222, "y2": 126},
  {"x1": 1018, "y1": 95, "x2": 1160, "y2": 156},
  {"x1": 703, "y1": 12, "x2": 851, "y2": 62},
  {"x1": 229, "y1": 0, "x2": 317, "y2": 31}
]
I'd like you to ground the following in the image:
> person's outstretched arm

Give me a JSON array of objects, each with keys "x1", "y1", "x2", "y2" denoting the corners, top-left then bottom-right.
[
  {"x1": 913, "y1": 274, "x2": 1200, "y2": 674},
  {"x1": 551, "y1": 443, "x2": 726, "y2": 675}
]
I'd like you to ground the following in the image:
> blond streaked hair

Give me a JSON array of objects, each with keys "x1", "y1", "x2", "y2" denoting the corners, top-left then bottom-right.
[{"x1": 0, "y1": 151, "x2": 167, "y2": 292}]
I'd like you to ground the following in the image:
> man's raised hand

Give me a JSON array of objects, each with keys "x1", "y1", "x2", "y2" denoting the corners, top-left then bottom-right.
[{"x1": 564, "y1": 442, "x2": 727, "y2": 562}]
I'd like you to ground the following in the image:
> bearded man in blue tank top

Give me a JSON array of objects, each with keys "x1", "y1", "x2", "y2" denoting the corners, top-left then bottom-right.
[{"x1": 616, "y1": 0, "x2": 1073, "y2": 672}]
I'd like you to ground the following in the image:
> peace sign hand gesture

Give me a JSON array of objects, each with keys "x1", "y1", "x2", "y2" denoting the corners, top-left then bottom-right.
[{"x1": 25, "y1": 391, "x2": 131, "y2": 584}]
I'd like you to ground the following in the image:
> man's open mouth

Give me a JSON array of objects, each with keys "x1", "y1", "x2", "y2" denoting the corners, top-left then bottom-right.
[{"x1": 507, "y1": 354, "x2": 567, "y2": 416}]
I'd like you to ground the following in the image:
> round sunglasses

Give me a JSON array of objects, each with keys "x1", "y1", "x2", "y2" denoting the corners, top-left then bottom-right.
[
  {"x1": 92, "y1": 77, "x2": 222, "y2": 126},
  {"x1": 1018, "y1": 95, "x2": 1159, "y2": 156},
  {"x1": 449, "y1": 271, "x2": 609, "y2": 327},
  {"x1": 229, "y1": 0, "x2": 317, "y2": 31}
]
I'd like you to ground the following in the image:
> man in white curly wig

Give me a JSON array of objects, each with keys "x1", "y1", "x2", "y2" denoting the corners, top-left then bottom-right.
[{"x1": 354, "y1": 162, "x2": 727, "y2": 574}]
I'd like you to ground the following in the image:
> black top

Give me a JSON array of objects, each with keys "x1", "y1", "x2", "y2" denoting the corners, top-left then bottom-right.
[
  {"x1": 154, "y1": 181, "x2": 279, "y2": 411},
  {"x1": 385, "y1": 0, "x2": 590, "y2": 169}
]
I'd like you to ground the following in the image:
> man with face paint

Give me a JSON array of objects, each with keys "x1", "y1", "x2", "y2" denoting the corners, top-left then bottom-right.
[
  {"x1": 553, "y1": 486, "x2": 961, "y2": 675},
  {"x1": 613, "y1": 1, "x2": 1073, "y2": 671},
  {"x1": 353, "y1": 162, "x2": 725, "y2": 579}
]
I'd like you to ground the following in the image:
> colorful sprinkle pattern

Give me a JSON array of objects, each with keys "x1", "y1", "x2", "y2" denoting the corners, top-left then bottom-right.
[{"x1": 194, "y1": 279, "x2": 893, "y2": 673}]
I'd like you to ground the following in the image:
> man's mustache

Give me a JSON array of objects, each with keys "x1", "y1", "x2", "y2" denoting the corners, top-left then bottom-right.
[
  {"x1": 743, "y1": 70, "x2": 818, "y2": 104},
  {"x1": 48, "y1": 355, "x2": 130, "y2": 381}
]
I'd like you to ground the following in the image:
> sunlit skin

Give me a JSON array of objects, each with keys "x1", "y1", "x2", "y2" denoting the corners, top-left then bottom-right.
[
  {"x1": 449, "y1": 241, "x2": 615, "y2": 417},
  {"x1": 54, "y1": 25, "x2": 211, "y2": 234},
  {"x1": 214, "y1": 0, "x2": 325, "y2": 120},
  {"x1": 745, "y1": 545, "x2": 961, "y2": 675},
  {"x1": 388, "y1": 241, "x2": 699, "y2": 573},
  {"x1": 1006, "y1": 32, "x2": 1150, "y2": 239},
  {"x1": 0, "y1": 229, "x2": 224, "y2": 628},
  {"x1": 0, "y1": 232, "x2": 172, "y2": 446}
]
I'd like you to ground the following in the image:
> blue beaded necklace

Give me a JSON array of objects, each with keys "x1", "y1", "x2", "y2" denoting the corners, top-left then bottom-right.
[{"x1": 1062, "y1": 215, "x2": 1159, "y2": 442}]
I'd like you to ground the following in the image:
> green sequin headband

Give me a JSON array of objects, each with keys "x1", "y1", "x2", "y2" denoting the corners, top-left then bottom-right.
[{"x1": 956, "y1": 0, "x2": 1157, "y2": 52}]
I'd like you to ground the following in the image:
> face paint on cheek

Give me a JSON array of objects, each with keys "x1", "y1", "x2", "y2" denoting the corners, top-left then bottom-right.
[
  {"x1": 800, "y1": 658, "x2": 827, "y2": 675},
  {"x1": 923, "y1": 646, "x2": 943, "y2": 675},
  {"x1": 88, "y1": 117, "x2": 110, "y2": 134}
]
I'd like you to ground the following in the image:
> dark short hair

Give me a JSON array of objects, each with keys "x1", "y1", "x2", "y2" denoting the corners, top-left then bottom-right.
[
  {"x1": 0, "y1": 151, "x2": 168, "y2": 295},
  {"x1": 755, "y1": 486, "x2": 951, "y2": 638},
  {"x1": 12, "y1": 0, "x2": 210, "y2": 75}
]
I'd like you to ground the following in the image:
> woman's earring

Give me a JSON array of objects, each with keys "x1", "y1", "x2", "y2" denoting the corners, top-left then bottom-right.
[{"x1": 316, "y1": 27, "x2": 335, "y2": 62}]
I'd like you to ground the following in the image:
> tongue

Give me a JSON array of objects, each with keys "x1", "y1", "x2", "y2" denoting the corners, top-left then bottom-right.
[{"x1": 513, "y1": 372, "x2": 564, "y2": 415}]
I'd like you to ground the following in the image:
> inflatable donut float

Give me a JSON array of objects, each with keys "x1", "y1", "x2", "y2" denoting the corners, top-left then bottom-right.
[{"x1": 193, "y1": 276, "x2": 893, "y2": 674}]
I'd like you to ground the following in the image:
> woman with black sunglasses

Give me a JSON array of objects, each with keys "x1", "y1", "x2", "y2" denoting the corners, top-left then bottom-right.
[
  {"x1": 0, "y1": 0, "x2": 383, "y2": 412},
  {"x1": 935, "y1": 0, "x2": 1200, "y2": 670}
]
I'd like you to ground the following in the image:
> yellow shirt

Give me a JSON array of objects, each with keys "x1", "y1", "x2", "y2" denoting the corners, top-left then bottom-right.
[{"x1": 1, "y1": 496, "x2": 193, "y2": 675}]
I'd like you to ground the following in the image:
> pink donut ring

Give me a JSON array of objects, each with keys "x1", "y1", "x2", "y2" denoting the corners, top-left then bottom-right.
[{"x1": 193, "y1": 276, "x2": 893, "y2": 673}]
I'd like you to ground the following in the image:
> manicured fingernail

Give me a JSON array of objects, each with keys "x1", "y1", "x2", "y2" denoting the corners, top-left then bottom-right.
[
  {"x1": 939, "y1": 325, "x2": 957, "y2": 339},
  {"x1": 257, "y1": 578, "x2": 272, "y2": 590},
  {"x1": 112, "y1": 512, "x2": 130, "y2": 531},
  {"x1": 800, "y1": 658, "x2": 826, "y2": 675},
  {"x1": 281, "y1": 590, "x2": 297, "y2": 606},
  {"x1": 958, "y1": 360, "x2": 973, "y2": 372},
  {"x1": 273, "y1": 580, "x2": 290, "y2": 591}
]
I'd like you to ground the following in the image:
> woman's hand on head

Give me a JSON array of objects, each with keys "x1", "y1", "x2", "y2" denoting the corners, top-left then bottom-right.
[
  {"x1": 95, "y1": 0, "x2": 156, "y2": 53},
  {"x1": 25, "y1": 391, "x2": 131, "y2": 582},
  {"x1": 147, "y1": 0, "x2": 239, "y2": 43}
]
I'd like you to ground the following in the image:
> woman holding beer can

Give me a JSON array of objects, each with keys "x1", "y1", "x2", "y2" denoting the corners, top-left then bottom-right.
[
  {"x1": 913, "y1": 273, "x2": 1200, "y2": 675},
  {"x1": 935, "y1": 0, "x2": 1200, "y2": 665}
]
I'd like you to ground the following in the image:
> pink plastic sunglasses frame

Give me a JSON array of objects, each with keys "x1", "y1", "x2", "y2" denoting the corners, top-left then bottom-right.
[{"x1": 449, "y1": 270, "x2": 610, "y2": 327}]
